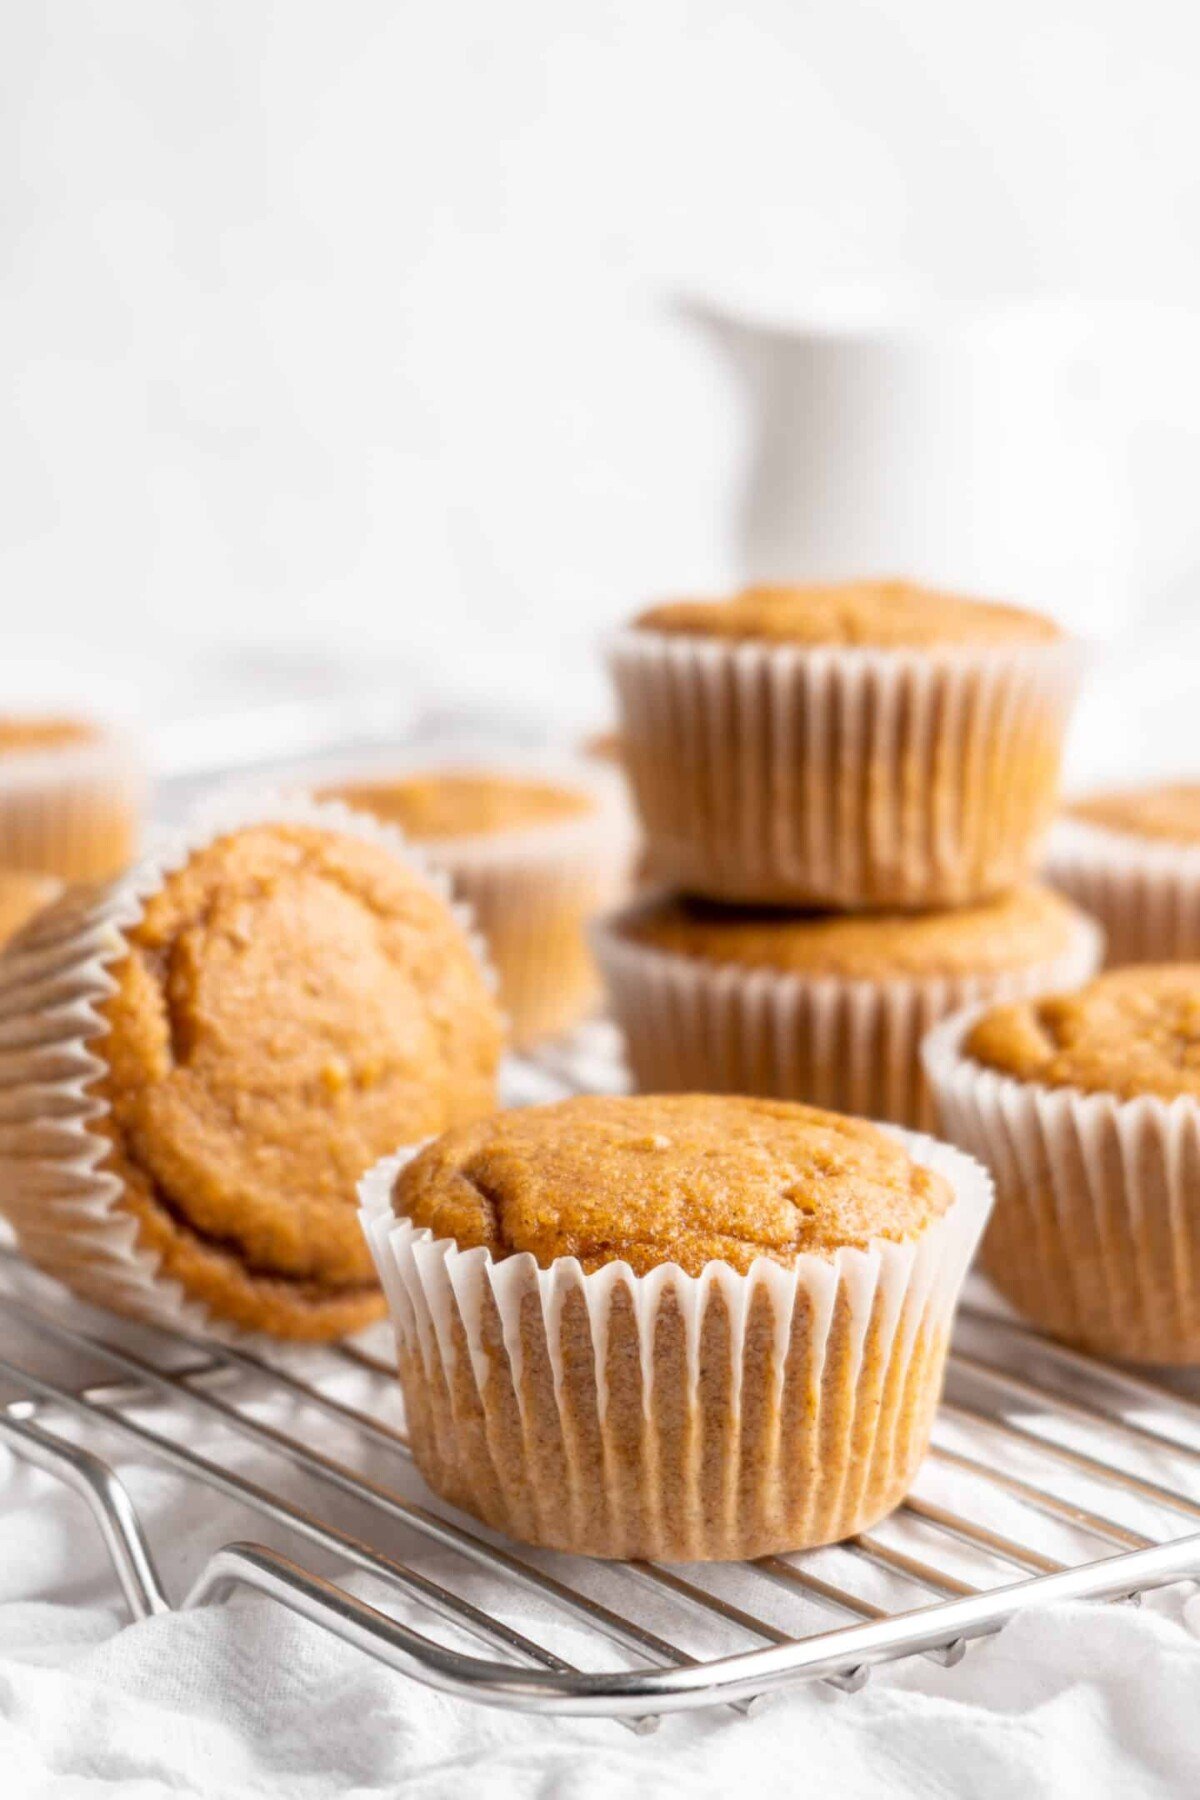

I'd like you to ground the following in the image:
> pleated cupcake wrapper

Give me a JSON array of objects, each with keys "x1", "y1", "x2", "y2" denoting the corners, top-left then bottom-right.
[
  {"x1": 0, "y1": 728, "x2": 146, "y2": 882},
  {"x1": 359, "y1": 1131, "x2": 992, "y2": 1561},
  {"x1": 609, "y1": 629, "x2": 1084, "y2": 908},
  {"x1": 923, "y1": 1008, "x2": 1200, "y2": 1363},
  {"x1": 1044, "y1": 816, "x2": 1200, "y2": 966},
  {"x1": 269, "y1": 749, "x2": 638, "y2": 1049},
  {"x1": 0, "y1": 788, "x2": 499, "y2": 1340},
  {"x1": 592, "y1": 912, "x2": 1104, "y2": 1134}
]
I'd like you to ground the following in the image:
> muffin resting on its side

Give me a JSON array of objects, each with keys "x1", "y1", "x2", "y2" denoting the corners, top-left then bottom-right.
[
  {"x1": 0, "y1": 814, "x2": 503, "y2": 1339},
  {"x1": 0, "y1": 713, "x2": 143, "y2": 881},
  {"x1": 612, "y1": 578, "x2": 1081, "y2": 909},
  {"x1": 596, "y1": 883, "x2": 1102, "y2": 1130},
  {"x1": 321, "y1": 765, "x2": 634, "y2": 1048},
  {"x1": 925, "y1": 965, "x2": 1200, "y2": 1362},
  {"x1": 361, "y1": 1093, "x2": 991, "y2": 1560},
  {"x1": 1045, "y1": 782, "x2": 1200, "y2": 965}
]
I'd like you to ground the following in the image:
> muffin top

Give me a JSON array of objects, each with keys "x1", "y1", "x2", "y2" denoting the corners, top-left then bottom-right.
[
  {"x1": 393, "y1": 1093, "x2": 953, "y2": 1275},
  {"x1": 616, "y1": 884, "x2": 1086, "y2": 980},
  {"x1": 0, "y1": 715, "x2": 98, "y2": 756},
  {"x1": 96, "y1": 823, "x2": 504, "y2": 1300},
  {"x1": 323, "y1": 770, "x2": 593, "y2": 841},
  {"x1": 965, "y1": 965, "x2": 1200, "y2": 1101},
  {"x1": 0, "y1": 871, "x2": 62, "y2": 950},
  {"x1": 635, "y1": 580, "x2": 1060, "y2": 648},
  {"x1": 1068, "y1": 783, "x2": 1200, "y2": 846}
]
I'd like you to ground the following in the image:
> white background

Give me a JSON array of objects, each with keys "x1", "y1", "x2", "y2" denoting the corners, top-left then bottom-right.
[{"x1": 4, "y1": 1, "x2": 1200, "y2": 761}]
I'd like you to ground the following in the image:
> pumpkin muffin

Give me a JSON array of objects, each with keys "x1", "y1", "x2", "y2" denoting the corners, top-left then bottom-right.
[
  {"x1": 0, "y1": 807, "x2": 503, "y2": 1339},
  {"x1": 0, "y1": 871, "x2": 62, "y2": 951},
  {"x1": 612, "y1": 579, "x2": 1081, "y2": 909},
  {"x1": 1045, "y1": 783, "x2": 1200, "y2": 965},
  {"x1": 360, "y1": 1093, "x2": 991, "y2": 1560},
  {"x1": 596, "y1": 885, "x2": 1102, "y2": 1131},
  {"x1": 0, "y1": 713, "x2": 143, "y2": 881},
  {"x1": 924, "y1": 965, "x2": 1200, "y2": 1362},
  {"x1": 319, "y1": 763, "x2": 634, "y2": 1048}
]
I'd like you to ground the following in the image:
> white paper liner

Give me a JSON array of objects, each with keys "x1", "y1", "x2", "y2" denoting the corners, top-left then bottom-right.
[
  {"x1": 0, "y1": 725, "x2": 146, "y2": 882},
  {"x1": 609, "y1": 628, "x2": 1084, "y2": 908},
  {"x1": 0, "y1": 789, "x2": 500, "y2": 1342},
  {"x1": 1044, "y1": 816, "x2": 1200, "y2": 966},
  {"x1": 593, "y1": 908, "x2": 1104, "y2": 1133},
  {"x1": 359, "y1": 1126, "x2": 992, "y2": 1560},
  {"x1": 923, "y1": 1006, "x2": 1200, "y2": 1363},
  {"x1": 248, "y1": 747, "x2": 638, "y2": 1049}
]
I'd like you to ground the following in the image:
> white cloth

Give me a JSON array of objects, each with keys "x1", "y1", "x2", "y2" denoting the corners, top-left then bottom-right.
[{"x1": 3, "y1": 1376, "x2": 1200, "y2": 1800}]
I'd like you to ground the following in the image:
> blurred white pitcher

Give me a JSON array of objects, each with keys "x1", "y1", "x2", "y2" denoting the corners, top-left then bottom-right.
[{"x1": 691, "y1": 299, "x2": 1130, "y2": 637}]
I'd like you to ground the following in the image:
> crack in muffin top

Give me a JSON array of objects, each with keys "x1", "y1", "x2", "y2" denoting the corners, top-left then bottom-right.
[
  {"x1": 95, "y1": 822, "x2": 504, "y2": 1298},
  {"x1": 634, "y1": 580, "x2": 1061, "y2": 648},
  {"x1": 1068, "y1": 784, "x2": 1200, "y2": 846},
  {"x1": 392, "y1": 1094, "x2": 953, "y2": 1275},
  {"x1": 965, "y1": 965, "x2": 1200, "y2": 1101},
  {"x1": 615, "y1": 884, "x2": 1085, "y2": 980},
  {"x1": 321, "y1": 770, "x2": 593, "y2": 841}
]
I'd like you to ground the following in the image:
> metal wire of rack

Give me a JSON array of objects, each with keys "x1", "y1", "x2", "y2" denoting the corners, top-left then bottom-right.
[{"x1": 3, "y1": 1025, "x2": 1200, "y2": 1731}]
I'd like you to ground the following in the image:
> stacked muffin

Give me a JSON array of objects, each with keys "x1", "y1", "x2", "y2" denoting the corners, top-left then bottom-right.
[{"x1": 596, "y1": 579, "x2": 1101, "y2": 1128}]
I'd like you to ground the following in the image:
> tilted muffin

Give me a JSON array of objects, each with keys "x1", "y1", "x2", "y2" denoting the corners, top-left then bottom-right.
[
  {"x1": 611, "y1": 579, "x2": 1081, "y2": 908},
  {"x1": 0, "y1": 802, "x2": 503, "y2": 1339},
  {"x1": 596, "y1": 884, "x2": 1102, "y2": 1131},
  {"x1": 0, "y1": 871, "x2": 62, "y2": 951},
  {"x1": 924, "y1": 964, "x2": 1200, "y2": 1362},
  {"x1": 1045, "y1": 782, "x2": 1200, "y2": 965},
  {"x1": 0, "y1": 713, "x2": 144, "y2": 881},
  {"x1": 319, "y1": 763, "x2": 634, "y2": 1048},
  {"x1": 360, "y1": 1093, "x2": 991, "y2": 1560}
]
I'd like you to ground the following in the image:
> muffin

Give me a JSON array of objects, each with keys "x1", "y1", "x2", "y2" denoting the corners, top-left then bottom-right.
[
  {"x1": 924, "y1": 964, "x2": 1200, "y2": 1362},
  {"x1": 596, "y1": 884, "x2": 1102, "y2": 1132},
  {"x1": 360, "y1": 1093, "x2": 991, "y2": 1560},
  {"x1": 319, "y1": 762, "x2": 634, "y2": 1048},
  {"x1": 1045, "y1": 783, "x2": 1200, "y2": 965},
  {"x1": 0, "y1": 714, "x2": 143, "y2": 880},
  {"x1": 0, "y1": 798, "x2": 503, "y2": 1339},
  {"x1": 611, "y1": 579, "x2": 1082, "y2": 908},
  {"x1": 0, "y1": 871, "x2": 62, "y2": 951}
]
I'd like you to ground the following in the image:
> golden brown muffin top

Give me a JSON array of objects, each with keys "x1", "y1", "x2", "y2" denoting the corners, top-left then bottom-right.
[
  {"x1": 0, "y1": 871, "x2": 62, "y2": 950},
  {"x1": 96, "y1": 823, "x2": 503, "y2": 1296},
  {"x1": 965, "y1": 965, "x2": 1200, "y2": 1101},
  {"x1": 635, "y1": 580, "x2": 1060, "y2": 648},
  {"x1": 322, "y1": 770, "x2": 594, "y2": 840},
  {"x1": 394, "y1": 1093, "x2": 952, "y2": 1275},
  {"x1": 0, "y1": 715, "x2": 99, "y2": 756},
  {"x1": 617, "y1": 884, "x2": 1085, "y2": 980},
  {"x1": 1068, "y1": 784, "x2": 1200, "y2": 846}
]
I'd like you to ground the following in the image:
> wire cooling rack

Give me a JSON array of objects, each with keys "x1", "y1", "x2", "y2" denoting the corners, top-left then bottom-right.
[{"x1": 3, "y1": 1021, "x2": 1200, "y2": 1730}]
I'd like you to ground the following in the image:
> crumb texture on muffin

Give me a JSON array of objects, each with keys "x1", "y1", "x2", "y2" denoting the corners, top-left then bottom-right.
[
  {"x1": 617, "y1": 884, "x2": 1085, "y2": 980},
  {"x1": 965, "y1": 964, "x2": 1200, "y2": 1101},
  {"x1": 323, "y1": 770, "x2": 593, "y2": 840},
  {"x1": 1068, "y1": 784, "x2": 1200, "y2": 845},
  {"x1": 393, "y1": 1093, "x2": 952, "y2": 1276},
  {"x1": 0, "y1": 715, "x2": 100, "y2": 756},
  {"x1": 635, "y1": 580, "x2": 1061, "y2": 648},
  {"x1": 95, "y1": 822, "x2": 503, "y2": 1335}
]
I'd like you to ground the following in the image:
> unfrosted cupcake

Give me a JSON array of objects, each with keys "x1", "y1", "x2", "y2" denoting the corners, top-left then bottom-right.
[
  {"x1": 1045, "y1": 783, "x2": 1200, "y2": 965},
  {"x1": 612, "y1": 580, "x2": 1081, "y2": 908},
  {"x1": 320, "y1": 763, "x2": 634, "y2": 1048},
  {"x1": 0, "y1": 714, "x2": 143, "y2": 881},
  {"x1": 925, "y1": 964, "x2": 1200, "y2": 1362},
  {"x1": 360, "y1": 1093, "x2": 991, "y2": 1560},
  {"x1": 0, "y1": 871, "x2": 62, "y2": 951},
  {"x1": 0, "y1": 800, "x2": 503, "y2": 1339},
  {"x1": 596, "y1": 884, "x2": 1102, "y2": 1131}
]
